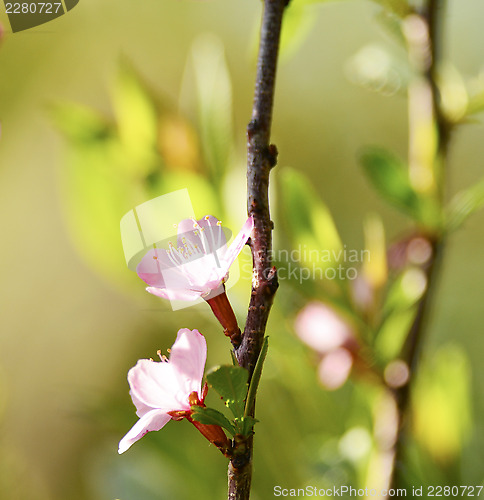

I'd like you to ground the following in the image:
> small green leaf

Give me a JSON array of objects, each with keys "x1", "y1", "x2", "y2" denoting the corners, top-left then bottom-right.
[
  {"x1": 360, "y1": 147, "x2": 440, "y2": 226},
  {"x1": 446, "y1": 178, "x2": 484, "y2": 231},
  {"x1": 206, "y1": 365, "x2": 249, "y2": 419},
  {"x1": 111, "y1": 60, "x2": 159, "y2": 176},
  {"x1": 190, "y1": 406, "x2": 236, "y2": 437},
  {"x1": 279, "y1": 2, "x2": 316, "y2": 61},
  {"x1": 51, "y1": 102, "x2": 111, "y2": 144},
  {"x1": 360, "y1": 147, "x2": 419, "y2": 212},
  {"x1": 245, "y1": 337, "x2": 269, "y2": 418},
  {"x1": 236, "y1": 416, "x2": 259, "y2": 437},
  {"x1": 230, "y1": 350, "x2": 238, "y2": 366}
]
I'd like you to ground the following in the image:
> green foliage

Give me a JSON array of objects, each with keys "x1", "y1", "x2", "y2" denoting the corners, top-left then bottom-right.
[
  {"x1": 238, "y1": 416, "x2": 259, "y2": 437},
  {"x1": 413, "y1": 345, "x2": 473, "y2": 463},
  {"x1": 370, "y1": 0, "x2": 412, "y2": 18},
  {"x1": 206, "y1": 365, "x2": 249, "y2": 420},
  {"x1": 360, "y1": 147, "x2": 440, "y2": 227},
  {"x1": 203, "y1": 364, "x2": 260, "y2": 437},
  {"x1": 52, "y1": 99, "x2": 144, "y2": 286},
  {"x1": 191, "y1": 34, "x2": 233, "y2": 189},
  {"x1": 48, "y1": 21, "x2": 483, "y2": 500},
  {"x1": 190, "y1": 406, "x2": 236, "y2": 437},
  {"x1": 278, "y1": 2, "x2": 316, "y2": 61},
  {"x1": 279, "y1": 167, "x2": 342, "y2": 268},
  {"x1": 111, "y1": 60, "x2": 160, "y2": 175},
  {"x1": 53, "y1": 55, "x2": 235, "y2": 287},
  {"x1": 466, "y1": 88, "x2": 484, "y2": 117},
  {"x1": 446, "y1": 177, "x2": 484, "y2": 231},
  {"x1": 245, "y1": 337, "x2": 269, "y2": 418},
  {"x1": 51, "y1": 102, "x2": 111, "y2": 144}
]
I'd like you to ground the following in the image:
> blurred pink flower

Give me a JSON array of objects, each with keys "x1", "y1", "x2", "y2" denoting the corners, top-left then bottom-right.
[
  {"x1": 294, "y1": 301, "x2": 357, "y2": 390},
  {"x1": 137, "y1": 215, "x2": 254, "y2": 301},
  {"x1": 118, "y1": 328, "x2": 207, "y2": 454},
  {"x1": 294, "y1": 301, "x2": 354, "y2": 353},
  {"x1": 318, "y1": 348, "x2": 354, "y2": 390}
]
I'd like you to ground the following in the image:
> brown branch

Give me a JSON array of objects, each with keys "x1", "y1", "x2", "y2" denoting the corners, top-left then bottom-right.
[
  {"x1": 389, "y1": 0, "x2": 449, "y2": 489},
  {"x1": 228, "y1": 0, "x2": 288, "y2": 498}
]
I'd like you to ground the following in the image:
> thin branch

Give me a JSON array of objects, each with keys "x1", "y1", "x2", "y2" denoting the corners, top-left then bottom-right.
[
  {"x1": 390, "y1": 0, "x2": 449, "y2": 489},
  {"x1": 228, "y1": 0, "x2": 288, "y2": 498}
]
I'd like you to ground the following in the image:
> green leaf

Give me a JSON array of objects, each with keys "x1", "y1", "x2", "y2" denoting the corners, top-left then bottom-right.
[
  {"x1": 375, "y1": 306, "x2": 415, "y2": 361},
  {"x1": 53, "y1": 102, "x2": 141, "y2": 287},
  {"x1": 206, "y1": 365, "x2": 249, "y2": 419},
  {"x1": 278, "y1": 2, "x2": 316, "y2": 61},
  {"x1": 360, "y1": 147, "x2": 419, "y2": 212},
  {"x1": 190, "y1": 406, "x2": 236, "y2": 437},
  {"x1": 413, "y1": 345, "x2": 472, "y2": 462},
  {"x1": 191, "y1": 34, "x2": 233, "y2": 187},
  {"x1": 51, "y1": 102, "x2": 111, "y2": 144},
  {"x1": 359, "y1": 147, "x2": 440, "y2": 226},
  {"x1": 446, "y1": 178, "x2": 484, "y2": 231},
  {"x1": 237, "y1": 416, "x2": 259, "y2": 437},
  {"x1": 111, "y1": 60, "x2": 159, "y2": 176},
  {"x1": 245, "y1": 337, "x2": 269, "y2": 418},
  {"x1": 279, "y1": 167, "x2": 342, "y2": 267},
  {"x1": 466, "y1": 87, "x2": 484, "y2": 117}
]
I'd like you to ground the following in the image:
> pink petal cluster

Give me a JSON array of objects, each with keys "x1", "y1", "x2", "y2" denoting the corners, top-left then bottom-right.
[
  {"x1": 294, "y1": 301, "x2": 357, "y2": 390},
  {"x1": 137, "y1": 215, "x2": 254, "y2": 301},
  {"x1": 118, "y1": 328, "x2": 206, "y2": 454}
]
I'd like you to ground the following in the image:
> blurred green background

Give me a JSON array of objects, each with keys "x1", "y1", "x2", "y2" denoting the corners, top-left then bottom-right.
[{"x1": 1, "y1": 0, "x2": 483, "y2": 499}]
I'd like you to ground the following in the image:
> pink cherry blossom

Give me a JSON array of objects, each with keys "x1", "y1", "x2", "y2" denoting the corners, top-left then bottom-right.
[
  {"x1": 118, "y1": 328, "x2": 207, "y2": 454},
  {"x1": 294, "y1": 301, "x2": 354, "y2": 353},
  {"x1": 317, "y1": 348, "x2": 353, "y2": 390},
  {"x1": 295, "y1": 301, "x2": 358, "y2": 390},
  {"x1": 137, "y1": 215, "x2": 254, "y2": 301}
]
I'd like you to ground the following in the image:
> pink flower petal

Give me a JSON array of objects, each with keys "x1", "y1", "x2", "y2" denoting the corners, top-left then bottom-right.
[
  {"x1": 219, "y1": 216, "x2": 254, "y2": 274},
  {"x1": 131, "y1": 391, "x2": 152, "y2": 419},
  {"x1": 135, "y1": 216, "x2": 251, "y2": 302},
  {"x1": 127, "y1": 360, "x2": 184, "y2": 412},
  {"x1": 294, "y1": 301, "x2": 353, "y2": 354},
  {"x1": 318, "y1": 348, "x2": 353, "y2": 390},
  {"x1": 169, "y1": 329, "x2": 206, "y2": 396},
  {"x1": 146, "y1": 286, "x2": 202, "y2": 301},
  {"x1": 136, "y1": 248, "x2": 173, "y2": 287},
  {"x1": 118, "y1": 409, "x2": 171, "y2": 454}
]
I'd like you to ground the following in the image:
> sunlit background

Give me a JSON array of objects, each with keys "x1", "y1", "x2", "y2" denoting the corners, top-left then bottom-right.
[{"x1": 1, "y1": 0, "x2": 483, "y2": 499}]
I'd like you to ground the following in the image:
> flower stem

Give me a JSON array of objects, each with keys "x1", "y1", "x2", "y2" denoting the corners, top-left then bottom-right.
[
  {"x1": 187, "y1": 414, "x2": 232, "y2": 457},
  {"x1": 229, "y1": 0, "x2": 288, "y2": 497},
  {"x1": 205, "y1": 288, "x2": 241, "y2": 346}
]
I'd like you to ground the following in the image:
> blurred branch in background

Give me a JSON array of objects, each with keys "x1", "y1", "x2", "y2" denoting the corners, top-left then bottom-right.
[{"x1": 390, "y1": 0, "x2": 450, "y2": 488}]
